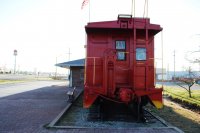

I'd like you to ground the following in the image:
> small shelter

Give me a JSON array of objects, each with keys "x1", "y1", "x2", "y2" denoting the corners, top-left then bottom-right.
[{"x1": 56, "y1": 59, "x2": 85, "y2": 87}]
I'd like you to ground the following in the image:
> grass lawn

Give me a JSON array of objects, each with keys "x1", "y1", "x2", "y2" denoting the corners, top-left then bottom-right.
[
  {"x1": 147, "y1": 99, "x2": 200, "y2": 133},
  {"x1": 0, "y1": 77, "x2": 54, "y2": 85},
  {"x1": 153, "y1": 83, "x2": 200, "y2": 132},
  {"x1": 161, "y1": 85, "x2": 200, "y2": 107},
  {"x1": 0, "y1": 80, "x2": 26, "y2": 84}
]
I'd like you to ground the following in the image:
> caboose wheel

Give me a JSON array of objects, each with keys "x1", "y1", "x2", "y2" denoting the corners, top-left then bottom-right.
[
  {"x1": 129, "y1": 97, "x2": 146, "y2": 122},
  {"x1": 88, "y1": 99, "x2": 102, "y2": 121},
  {"x1": 137, "y1": 97, "x2": 141, "y2": 121},
  {"x1": 137, "y1": 97, "x2": 148, "y2": 122}
]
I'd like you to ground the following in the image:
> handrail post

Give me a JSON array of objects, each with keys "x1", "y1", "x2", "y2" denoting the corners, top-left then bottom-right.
[{"x1": 93, "y1": 58, "x2": 96, "y2": 85}]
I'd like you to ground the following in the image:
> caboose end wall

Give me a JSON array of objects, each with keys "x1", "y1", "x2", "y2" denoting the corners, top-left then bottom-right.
[{"x1": 84, "y1": 15, "x2": 163, "y2": 109}]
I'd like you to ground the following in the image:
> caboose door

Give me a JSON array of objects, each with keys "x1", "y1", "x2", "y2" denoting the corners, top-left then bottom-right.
[
  {"x1": 113, "y1": 37, "x2": 130, "y2": 88},
  {"x1": 134, "y1": 47, "x2": 147, "y2": 90}
]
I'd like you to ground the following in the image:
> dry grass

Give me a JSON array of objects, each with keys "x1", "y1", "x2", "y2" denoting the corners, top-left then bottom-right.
[
  {"x1": 0, "y1": 80, "x2": 25, "y2": 84},
  {"x1": 163, "y1": 86, "x2": 200, "y2": 107},
  {"x1": 147, "y1": 98, "x2": 200, "y2": 133},
  {"x1": 0, "y1": 77, "x2": 53, "y2": 85}
]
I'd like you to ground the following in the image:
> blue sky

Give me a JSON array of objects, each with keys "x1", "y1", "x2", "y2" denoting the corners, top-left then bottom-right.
[{"x1": 0, "y1": 0, "x2": 200, "y2": 73}]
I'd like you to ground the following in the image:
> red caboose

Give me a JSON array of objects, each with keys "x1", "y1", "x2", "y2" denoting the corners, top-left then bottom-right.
[{"x1": 84, "y1": 15, "x2": 163, "y2": 111}]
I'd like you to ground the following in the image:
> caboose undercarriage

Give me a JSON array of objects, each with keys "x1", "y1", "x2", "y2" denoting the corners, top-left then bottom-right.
[
  {"x1": 84, "y1": 85, "x2": 163, "y2": 108},
  {"x1": 85, "y1": 86, "x2": 162, "y2": 121}
]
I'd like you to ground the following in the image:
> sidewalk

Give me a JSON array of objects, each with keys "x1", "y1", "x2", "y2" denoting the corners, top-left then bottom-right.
[{"x1": 0, "y1": 81, "x2": 68, "y2": 133}]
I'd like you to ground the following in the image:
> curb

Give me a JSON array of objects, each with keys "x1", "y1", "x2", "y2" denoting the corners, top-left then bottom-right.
[{"x1": 47, "y1": 88, "x2": 83, "y2": 128}]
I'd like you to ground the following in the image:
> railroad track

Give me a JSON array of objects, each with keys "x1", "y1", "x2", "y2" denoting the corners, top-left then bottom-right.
[
  {"x1": 48, "y1": 93, "x2": 170, "y2": 128},
  {"x1": 47, "y1": 91, "x2": 183, "y2": 132},
  {"x1": 143, "y1": 108, "x2": 169, "y2": 127}
]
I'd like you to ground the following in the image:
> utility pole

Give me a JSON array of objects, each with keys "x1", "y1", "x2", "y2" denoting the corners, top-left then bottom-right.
[
  {"x1": 167, "y1": 63, "x2": 169, "y2": 80},
  {"x1": 199, "y1": 60, "x2": 200, "y2": 72},
  {"x1": 67, "y1": 48, "x2": 71, "y2": 81},
  {"x1": 199, "y1": 62, "x2": 200, "y2": 72},
  {"x1": 13, "y1": 50, "x2": 17, "y2": 74},
  {"x1": 55, "y1": 49, "x2": 71, "y2": 79},
  {"x1": 55, "y1": 57, "x2": 57, "y2": 79},
  {"x1": 68, "y1": 48, "x2": 71, "y2": 61},
  {"x1": 198, "y1": 45, "x2": 200, "y2": 72},
  {"x1": 173, "y1": 50, "x2": 176, "y2": 79},
  {"x1": 161, "y1": 31, "x2": 164, "y2": 85}
]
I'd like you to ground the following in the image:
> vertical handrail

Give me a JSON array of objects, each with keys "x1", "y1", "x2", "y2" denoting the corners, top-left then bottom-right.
[
  {"x1": 93, "y1": 58, "x2": 96, "y2": 85},
  {"x1": 84, "y1": 33, "x2": 87, "y2": 85},
  {"x1": 133, "y1": 18, "x2": 136, "y2": 89},
  {"x1": 161, "y1": 31, "x2": 164, "y2": 88},
  {"x1": 145, "y1": 18, "x2": 148, "y2": 90},
  {"x1": 84, "y1": 57, "x2": 87, "y2": 85},
  {"x1": 86, "y1": 57, "x2": 100, "y2": 86}
]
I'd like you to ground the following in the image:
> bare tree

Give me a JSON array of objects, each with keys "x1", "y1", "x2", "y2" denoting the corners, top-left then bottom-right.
[
  {"x1": 185, "y1": 49, "x2": 200, "y2": 72},
  {"x1": 175, "y1": 67, "x2": 195, "y2": 97}
]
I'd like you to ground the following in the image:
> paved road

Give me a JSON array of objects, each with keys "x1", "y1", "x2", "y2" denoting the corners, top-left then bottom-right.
[
  {"x1": 0, "y1": 81, "x2": 68, "y2": 98},
  {"x1": 0, "y1": 81, "x2": 69, "y2": 133}
]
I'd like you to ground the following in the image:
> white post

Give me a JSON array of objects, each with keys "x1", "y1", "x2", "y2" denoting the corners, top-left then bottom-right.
[
  {"x1": 13, "y1": 50, "x2": 17, "y2": 74},
  {"x1": 131, "y1": 0, "x2": 135, "y2": 17},
  {"x1": 89, "y1": 0, "x2": 91, "y2": 22}
]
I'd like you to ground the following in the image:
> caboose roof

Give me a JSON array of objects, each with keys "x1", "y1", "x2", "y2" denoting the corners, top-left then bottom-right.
[{"x1": 85, "y1": 17, "x2": 162, "y2": 35}]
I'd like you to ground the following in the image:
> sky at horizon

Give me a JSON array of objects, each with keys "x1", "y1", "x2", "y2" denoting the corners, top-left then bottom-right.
[{"x1": 0, "y1": 0, "x2": 200, "y2": 74}]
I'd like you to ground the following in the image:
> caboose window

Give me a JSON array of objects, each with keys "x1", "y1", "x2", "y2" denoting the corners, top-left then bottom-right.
[
  {"x1": 116, "y1": 40, "x2": 126, "y2": 60},
  {"x1": 116, "y1": 41, "x2": 126, "y2": 50},
  {"x1": 136, "y1": 48, "x2": 146, "y2": 61},
  {"x1": 117, "y1": 52, "x2": 125, "y2": 60}
]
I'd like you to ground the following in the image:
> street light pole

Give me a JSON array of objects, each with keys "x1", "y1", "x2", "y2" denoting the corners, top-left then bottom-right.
[{"x1": 13, "y1": 50, "x2": 17, "y2": 74}]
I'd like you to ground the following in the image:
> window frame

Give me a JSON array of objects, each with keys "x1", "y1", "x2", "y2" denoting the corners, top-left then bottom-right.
[
  {"x1": 115, "y1": 40, "x2": 126, "y2": 61},
  {"x1": 115, "y1": 40, "x2": 126, "y2": 50},
  {"x1": 136, "y1": 47, "x2": 147, "y2": 61}
]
